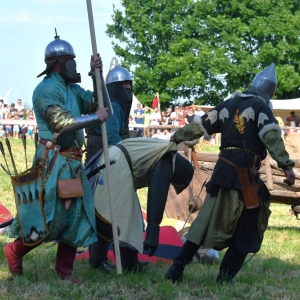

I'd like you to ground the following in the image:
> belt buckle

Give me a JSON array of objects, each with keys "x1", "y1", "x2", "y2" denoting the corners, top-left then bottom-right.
[
  {"x1": 45, "y1": 141, "x2": 53, "y2": 149},
  {"x1": 54, "y1": 145, "x2": 61, "y2": 152}
]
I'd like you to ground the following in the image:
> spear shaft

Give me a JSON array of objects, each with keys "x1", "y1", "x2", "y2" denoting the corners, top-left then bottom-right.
[{"x1": 86, "y1": 0, "x2": 122, "y2": 274}]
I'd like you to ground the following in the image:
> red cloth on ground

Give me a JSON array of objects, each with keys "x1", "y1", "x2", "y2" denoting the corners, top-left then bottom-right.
[
  {"x1": 0, "y1": 202, "x2": 12, "y2": 223},
  {"x1": 75, "y1": 226, "x2": 183, "y2": 264}
]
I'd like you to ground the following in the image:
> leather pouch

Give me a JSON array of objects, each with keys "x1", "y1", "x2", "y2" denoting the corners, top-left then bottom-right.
[
  {"x1": 236, "y1": 166, "x2": 262, "y2": 209},
  {"x1": 57, "y1": 177, "x2": 84, "y2": 199}
]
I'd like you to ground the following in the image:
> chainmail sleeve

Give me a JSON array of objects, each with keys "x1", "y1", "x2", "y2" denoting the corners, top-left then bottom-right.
[{"x1": 45, "y1": 105, "x2": 76, "y2": 132}]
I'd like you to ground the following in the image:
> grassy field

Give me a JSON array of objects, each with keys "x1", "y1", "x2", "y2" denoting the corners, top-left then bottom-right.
[{"x1": 0, "y1": 139, "x2": 299, "y2": 299}]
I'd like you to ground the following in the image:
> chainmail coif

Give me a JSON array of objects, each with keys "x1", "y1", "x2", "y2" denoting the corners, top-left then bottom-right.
[
  {"x1": 243, "y1": 86, "x2": 271, "y2": 106},
  {"x1": 106, "y1": 81, "x2": 133, "y2": 137}
]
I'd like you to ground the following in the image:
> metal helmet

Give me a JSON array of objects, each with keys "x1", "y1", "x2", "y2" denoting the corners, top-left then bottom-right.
[
  {"x1": 250, "y1": 63, "x2": 278, "y2": 98},
  {"x1": 37, "y1": 29, "x2": 79, "y2": 82},
  {"x1": 106, "y1": 57, "x2": 132, "y2": 84},
  {"x1": 44, "y1": 29, "x2": 75, "y2": 59}
]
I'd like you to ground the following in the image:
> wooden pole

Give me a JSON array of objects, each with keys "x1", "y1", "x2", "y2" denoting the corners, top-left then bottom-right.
[{"x1": 86, "y1": 0, "x2": 122, "y2": 274}]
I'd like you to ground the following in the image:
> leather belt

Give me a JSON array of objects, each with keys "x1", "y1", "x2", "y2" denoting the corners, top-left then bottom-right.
[
  {"x1": 39, "y1": 138, "x2": 83, "y2": 161},
  {"x1": 221, "y1": 147, "x2": 257, "y2": 155},
  {"x1": 219, "y1": 147, "x2": 261, "y2": 166},
  {"x1": 39, "y1": 138, "x2": 61, "y2": 151}
]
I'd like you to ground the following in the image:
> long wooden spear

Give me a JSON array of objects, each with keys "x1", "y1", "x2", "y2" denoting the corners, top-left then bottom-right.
[{"x1": 86, "y1": 0, "x2": 122, "y2": 274}]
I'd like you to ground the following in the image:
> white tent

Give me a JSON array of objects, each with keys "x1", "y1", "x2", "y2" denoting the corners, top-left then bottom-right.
[
  {"x1": 270, "y1": 99, "x2": 300, "y2": 122},
  {"x1": 200, "y1": 99, "x2": 300, "y2": 123},
  {"x1": 130, "y1": 94, "x2": 142, "y2": 117}
]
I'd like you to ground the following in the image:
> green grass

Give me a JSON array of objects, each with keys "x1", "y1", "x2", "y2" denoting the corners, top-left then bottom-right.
[{"x1": 0, "y1": 139, "x2": 299, "y2": 299}]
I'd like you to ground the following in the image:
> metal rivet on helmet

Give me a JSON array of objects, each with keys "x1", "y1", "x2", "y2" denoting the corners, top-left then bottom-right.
[
  {"x1": 106, "y1": 57, "x2": 133, "y2": 84},
  {"x1": 44, "y1": 29, "x2": 76, "y2": 59}
]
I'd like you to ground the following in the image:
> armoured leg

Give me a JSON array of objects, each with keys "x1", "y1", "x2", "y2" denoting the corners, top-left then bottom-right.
[
  {"x1": 144, "y1": 153, "x2": 174, "y2": 255},
  {"x1": 89, "y1": 236, "x2": 114, "y2": 274},
  {"x1": 119, "y1": 246, "x2": 146, "y2": 273},
  {"x1": 4, "y1": 238, "x2": 39, "y2": 275},
  {"x1": 165, "y1": 240, "x2": 199, "y2": 283},
  {"x1": 216, "y1": 246, "x2": 247, "y2": 285},
  {"x1": 55, "y1": 242, "x2": 80, "y2": 284}
]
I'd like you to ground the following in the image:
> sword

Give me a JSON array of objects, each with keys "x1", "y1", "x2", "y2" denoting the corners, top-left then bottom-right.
[{"x1": 87, "y1": 159, "x2": 116, "y2": 179}]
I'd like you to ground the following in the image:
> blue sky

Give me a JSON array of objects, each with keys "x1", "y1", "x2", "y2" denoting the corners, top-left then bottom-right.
[{"x1": 0, "y1": 0, "x2": 122, "y2": 107}]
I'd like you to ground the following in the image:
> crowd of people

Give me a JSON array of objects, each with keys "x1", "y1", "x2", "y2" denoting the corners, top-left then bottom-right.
[
  {"x1": 0, "y1": 98, "x2": 37, "y2": 139},
  {"x1": 129, "y1": 104, "x2": 206, "y2": 139}
]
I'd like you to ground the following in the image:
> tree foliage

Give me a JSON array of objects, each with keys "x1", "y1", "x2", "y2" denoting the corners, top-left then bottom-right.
[{"x1": 106, "y1": 0, "x2": 300, "y2": 106}]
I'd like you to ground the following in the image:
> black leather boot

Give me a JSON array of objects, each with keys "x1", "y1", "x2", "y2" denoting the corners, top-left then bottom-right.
[
  {"x1": 216, "y1": 246, "x2": 247, "y2": 285},
  {"x1": 165, "y1": 240, "x2": 199, "y2": 283},
  {"x1": 89, "y1": 236, "x2": 114, "y2": 274}
]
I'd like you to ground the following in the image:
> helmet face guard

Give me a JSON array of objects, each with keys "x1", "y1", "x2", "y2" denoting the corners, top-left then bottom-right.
[{"x1": 58, "y1": 56, "x2": 81, "y2": 83}]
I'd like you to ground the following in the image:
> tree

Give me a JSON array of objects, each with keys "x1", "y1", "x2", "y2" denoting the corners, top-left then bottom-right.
[{"x1": 107, "y1": 0, "x2": 300, "y2": 106}]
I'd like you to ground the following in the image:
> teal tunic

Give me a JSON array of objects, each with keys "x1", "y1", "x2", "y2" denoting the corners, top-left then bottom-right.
[{"x1": 9, "y1": 72, "x2": 97, "y2": 248}]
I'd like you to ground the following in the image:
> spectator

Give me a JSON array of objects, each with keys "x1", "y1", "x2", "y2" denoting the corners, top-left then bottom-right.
[
  {"x1": 160, "y1": 111, "x2": 168, "y2": 125},
  {"x1": 25, "y1": 110, "x2": 36, "y2": 139},
  {"x1": 129, "y1": 114, "x2": 136, "y2": 130},
  {"x1": 0, "y1": 100, "x2": 4, "y2": 119},
  {"x1": 284, "y1": 117, "x2": 297, "y2": 136},
  {"x1": 165, "y1": 107, "x2": 173, "y2": 125},
  {"x1": 284, "y1": 117, "x2": 291, "y2": 126},
  {"x1": 170, "y1": 106, "x2": 182, "y2": 126},
  {"x1": 10, "y1": 103, "x2": 18, "y2": 117},
  {"x1": 13, "y1": 113, "x2": 21, "y2": 139},
  {"x1": 149, "y1": 107, "x2": 161, "y2": 126},
  {"x1": 184, "y1": 107, "x2": 195, "y2": 124},
  {"x1": 275, "y1": 116, "x2": 284, "y2": 127},
  {"x1": 183, "y1": 106, "x2": 189, "y2": 118},
  {"x1": 178, "y1": 107, "x2": 185, "y2": 125},
  {"x1": 275, "y1": 116, "x2": 284, "y2": 138},
  {"x1": 194, "y1": 105, "x2": 205, "y2": 116},
  {"x1": 190, "y1": 102, "x2": 197, "y2": 112},
  {"x1": 3, "y1": 104, "x2": 9, "y2": 119},
  {"x1": 18, "y1": 109, "x2": 26, "y2": 137},
  {"x1": 16, "y1": 99, "x2": 25, "y2": 112},
  {"x1": 26, "y1": 109, "x2": 35, "y2": 121},
  {"x1": 143, "y1": 106, "x2": 153, "y2": 137},
  {"x1": 162, "y1": 128, "x2": 171, "y2": 140},
  {"x1": 152, "y1": 128, "x2": 164, "y2": 139},
  {"x1": 289, "y1": 111, "x2": 300, "y2": 127},
  {"x1": 133, "y1": 103, "x2": 144, "y2": 128},
  {"x1": 4, "y1": 113, "x2": 13, "y2": 137},
  {"x1": 0, "y1": 125, "x2": 5, "y2": 137}
]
